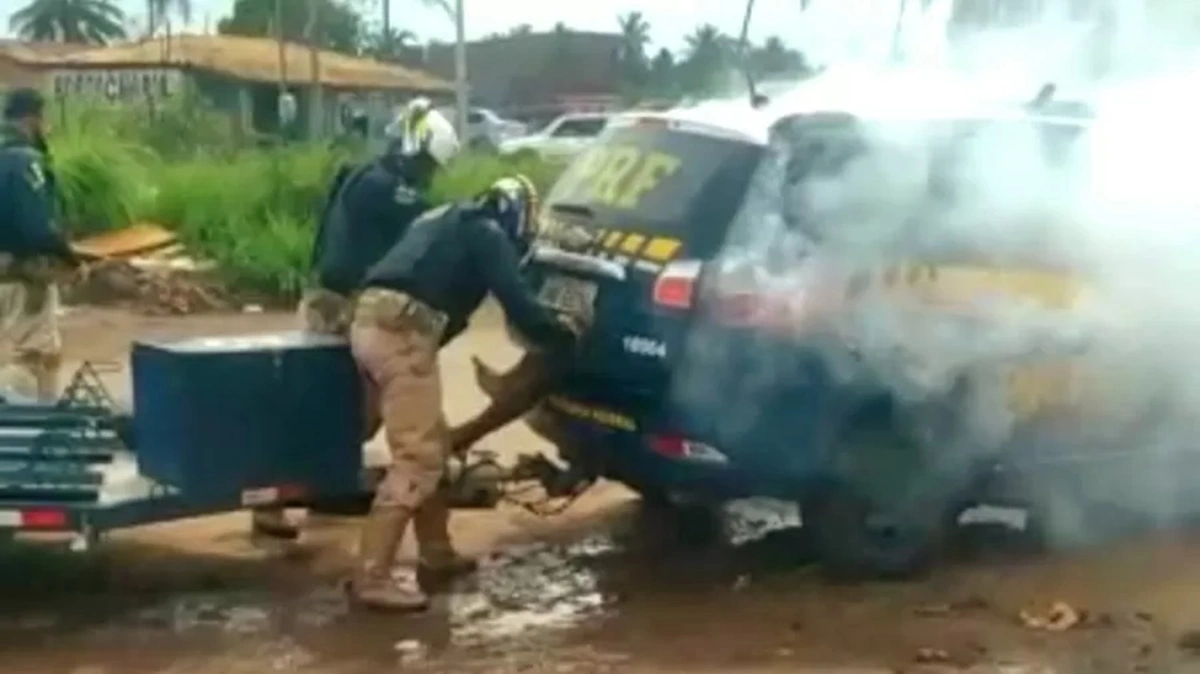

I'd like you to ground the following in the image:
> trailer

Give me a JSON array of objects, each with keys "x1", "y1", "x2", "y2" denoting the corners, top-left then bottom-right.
[{"x1": 0, "y1": 331, "x2": 576, "y2": 551}]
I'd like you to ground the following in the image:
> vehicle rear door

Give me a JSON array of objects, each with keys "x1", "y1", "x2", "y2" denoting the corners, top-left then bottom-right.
[{"x1": 523, "y1": 117, "x2": 765, "y2": 400}]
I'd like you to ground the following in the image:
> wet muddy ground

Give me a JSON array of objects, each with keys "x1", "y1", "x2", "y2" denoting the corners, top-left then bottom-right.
[{"x1": 4, "y1": 308, "x2": 1200, "y2": 673}]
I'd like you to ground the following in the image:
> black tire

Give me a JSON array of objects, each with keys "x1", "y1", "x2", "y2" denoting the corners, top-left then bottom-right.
[
  {"x1": 620, "y1": 475, "x2": 723, "y2": 549},
  {"x1": 805, "y1": 403, "x2": 959, "y2": 580}
]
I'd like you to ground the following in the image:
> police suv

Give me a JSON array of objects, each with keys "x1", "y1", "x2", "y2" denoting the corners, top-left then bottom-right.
[{"x1": 508, "y1": 79, "x2": 1123, "y2": 577}]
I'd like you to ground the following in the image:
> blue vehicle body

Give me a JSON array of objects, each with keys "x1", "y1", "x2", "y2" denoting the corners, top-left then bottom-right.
[{"x1": 507, "y1": 96, "x2": 1106, "y2": 574}]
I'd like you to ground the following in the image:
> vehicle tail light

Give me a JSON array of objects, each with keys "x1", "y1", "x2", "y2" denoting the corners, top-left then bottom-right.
[
  {"x1": 652, "y1": 260, "x2": 701, "y2": 310},
  {"x1": 649, "y1": 435, "x2": 729, "y2": 464},
  {"x1": 710, "y1": 269, "x2": 846, "y2": 336},
  {"x1": 20, "y1": 508, "x2": 68, "y2": 530}
]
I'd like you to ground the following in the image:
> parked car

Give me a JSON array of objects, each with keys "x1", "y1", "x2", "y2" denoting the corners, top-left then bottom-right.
[
  {"x1": 500, "y1": 91, "x2": 1129, "y2": 578},
  {"x1": 436, "y1": 106, "x2": 527, "y2": 150},
  {"x1": 497, "y1": 112, "x2": 612, "y2": 162}
]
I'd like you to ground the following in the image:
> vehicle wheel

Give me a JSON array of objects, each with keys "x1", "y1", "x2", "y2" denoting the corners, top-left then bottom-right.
[
  {"x1": 804, "y1": 404, "x2": 958, "y2": 580},
  {"x1": 620, "y1": 477, "x2": 723, "y2": 549}
]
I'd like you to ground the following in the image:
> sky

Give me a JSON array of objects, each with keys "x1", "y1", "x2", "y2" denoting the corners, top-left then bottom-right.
[{"x1": 3, "y1": 0, "x2": 912, "y2": 55}]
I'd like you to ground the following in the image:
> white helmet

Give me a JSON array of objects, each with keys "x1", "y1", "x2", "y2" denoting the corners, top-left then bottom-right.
[{"x1": 386, "y1": 97, "x2": 460, "y2": 167}]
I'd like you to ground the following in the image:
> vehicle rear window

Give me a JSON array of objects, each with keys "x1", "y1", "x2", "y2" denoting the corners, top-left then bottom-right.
[{"x1": 546, "y1": 121, "x2": 764, "y2": 251}]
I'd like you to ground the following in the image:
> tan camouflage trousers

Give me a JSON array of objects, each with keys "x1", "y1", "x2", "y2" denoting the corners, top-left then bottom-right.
[
  {"x1": 0, "y1": 280, "x2": 61, "y2": 402},
  {"x1": 348, "y1": 288, "x2": 457, "y2": 587},
  {"x1": 350, "y1": 290, "x2": 448, "y2": 510}
]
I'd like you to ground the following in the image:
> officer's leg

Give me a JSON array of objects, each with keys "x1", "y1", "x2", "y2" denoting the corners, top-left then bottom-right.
[
  {"x1": 0, "y1": 282, "x2": 29, "y2": 401},
  {"x1": 348, "y1": 319, "x2": 445, "y2": 611},
  {"x1": 12, "y1": 281, "x2": 61, "y2": 404}
]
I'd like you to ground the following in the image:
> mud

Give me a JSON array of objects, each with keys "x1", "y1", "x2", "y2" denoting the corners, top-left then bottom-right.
[{"x1": 3, "y1": 307, "x2": 1200, "y2": 673}]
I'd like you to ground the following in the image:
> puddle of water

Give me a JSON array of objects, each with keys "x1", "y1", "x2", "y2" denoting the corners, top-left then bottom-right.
[
  {"x1": 724, "y1": 498, "x2": 804, "y2": 546},
  {"x1": 447, "y1": 535, "x2": 615, "y2": 647}
]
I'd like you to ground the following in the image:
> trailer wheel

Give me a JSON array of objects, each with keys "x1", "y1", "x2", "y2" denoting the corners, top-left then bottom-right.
[{"x1": 805, "y1": 403, "x2": 957, "y2": 580}]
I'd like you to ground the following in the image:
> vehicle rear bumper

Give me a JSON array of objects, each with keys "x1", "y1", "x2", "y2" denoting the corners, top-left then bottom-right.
[{"x1": 526, "y1": 393, "x2": 826, "y2": 502}]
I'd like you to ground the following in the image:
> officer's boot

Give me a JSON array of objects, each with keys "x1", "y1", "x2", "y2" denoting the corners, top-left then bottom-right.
[
  {"x1": 349, "y1": 505, "x2": 429, "y2": 612},
  {"x1": 414, "y1": 492, "x2": 477, "y2": 591}
]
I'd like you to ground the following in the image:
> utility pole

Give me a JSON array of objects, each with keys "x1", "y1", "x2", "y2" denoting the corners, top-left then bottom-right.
[
  {"x1": 453, "y1": 0, "x2": 468, "y2": 141},
  {"x1": 307, "y1": 0, "x2": 322, "y2": 139},
  {"x1": 383, "y1": 0, "x2": 391, "y2": 46},
  {"x1": 276, "y1": 0, "x2": 287, "y2": 92}
]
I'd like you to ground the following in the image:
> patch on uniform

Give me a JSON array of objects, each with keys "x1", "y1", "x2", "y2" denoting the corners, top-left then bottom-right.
[
  {"x1": 393, "y1": 183, "x2": 420, "y2": 205},
  {"x1": 25, "y1": 160, "x2": 45, "y2": 191}
]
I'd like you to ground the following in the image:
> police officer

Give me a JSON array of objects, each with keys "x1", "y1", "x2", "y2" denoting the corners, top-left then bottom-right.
[
  {"x1": 250, "y1": 99, "x2": 460, "y2": 540},
  {"x1": 0, "y1": 88, "x2": 77, "y2": 402},
  {"x1": 346, "y1": 175, "x2": 582, "y2": 611}
]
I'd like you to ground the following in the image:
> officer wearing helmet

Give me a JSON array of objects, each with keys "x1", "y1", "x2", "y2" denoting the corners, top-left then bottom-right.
[
  {"x1": 345, "y1": 174, "x2": 584, "y2": 611},
  {"x1": 250, "y1": 97, "x2": 461, "y2": 540}
]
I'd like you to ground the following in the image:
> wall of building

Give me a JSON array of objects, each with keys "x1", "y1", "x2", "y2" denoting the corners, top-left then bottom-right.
[{"x1": 0, "y1": 55, "x2": 46, "y2": 91}]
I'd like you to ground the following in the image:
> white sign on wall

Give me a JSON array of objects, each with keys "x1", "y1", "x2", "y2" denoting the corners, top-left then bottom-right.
[{"x1": 51, "y1": 68, "x2": 184, "y2": 101}]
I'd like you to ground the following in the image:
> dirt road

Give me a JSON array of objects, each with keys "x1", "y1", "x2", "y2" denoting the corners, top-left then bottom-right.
[{"x1": 3, "y1": 307, "x2": 1200, "y2": 673}]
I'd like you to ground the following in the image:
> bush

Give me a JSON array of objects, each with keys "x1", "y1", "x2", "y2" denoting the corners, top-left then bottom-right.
[
  {"x1": 135, "y1": 144, "x2": 350, "y2": 297},
  {"x1": 50, "y1": 115, "x2": 566, "y2": 298},
  {"x1": 51, "y1": 133, "x2": 155, "y2": 236},
  {"x1": 430, "y1": 151, "x2": 564, "y2": 205}
]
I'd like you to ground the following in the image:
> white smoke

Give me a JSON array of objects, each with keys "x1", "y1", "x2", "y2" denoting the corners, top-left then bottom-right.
[{"x1": 674, "y1": 0, "x2": 1200, "y2": 547}]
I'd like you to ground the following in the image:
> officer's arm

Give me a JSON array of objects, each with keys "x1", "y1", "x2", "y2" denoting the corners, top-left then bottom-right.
[
  {"x1": 6, "y1": 152, "x2": 75, "y2": 263},
  {"x1": 468, "y1": 218, "x2": 575, "y2": 350}
]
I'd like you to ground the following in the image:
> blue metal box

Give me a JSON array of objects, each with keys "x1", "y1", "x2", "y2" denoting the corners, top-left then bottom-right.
[{"x1": 130, "y1": 332, "x2": 363, "y2": 499}]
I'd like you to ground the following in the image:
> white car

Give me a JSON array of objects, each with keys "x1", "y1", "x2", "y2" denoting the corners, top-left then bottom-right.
[
  {"x1": 436, "y1": 106, "x2": 527, "y2": 151},
  {"x1": 497, "y1": 112, "x2": 612, "y2": 162}
]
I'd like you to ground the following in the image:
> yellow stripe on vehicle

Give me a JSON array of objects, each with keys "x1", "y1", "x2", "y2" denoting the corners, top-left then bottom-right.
[
  {"x1": 547, "y1": 396, "x2": 637, "y2": 431},
  {"x1": 642, "y1": 237, "x2": 682, "y2": 262},
  {"x1": 603, "y1": 231, "x2": 624, "y2": 251},
  {"x1": 620, "y1": 233, "x2": 647, "y2": 255}
]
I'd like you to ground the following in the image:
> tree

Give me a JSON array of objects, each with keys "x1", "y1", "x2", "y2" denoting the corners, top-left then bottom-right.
[
  {"x1": 507, "y1": 23, "x2": 533, "y2": 37},
  {"x1": 147, "y1": 0, "x2": 191, "y2": 36},
  {"x1": 365, "y1": 26, "x2": 416, "y2": 61},
  {"x1": 616, "y1": 11, "x2": 651, "y2": 94},
  {"x1": 680, "y1": 24, "x2": 731, "y2": 95},
  {"x1": 649, "y1": 47, "x2": 677, "y2": 97},
  {"x1": 217, "y1": 0, "x2": 364, "y2": 54},
  {"x1": 9, "y1": 0, "x2": 127, "y2": 44},
  {"x1": 750, "y1": 35, "x2": 808, "y2": 78}
]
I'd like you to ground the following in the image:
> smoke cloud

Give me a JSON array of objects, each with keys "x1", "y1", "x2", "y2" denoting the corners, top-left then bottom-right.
[{"x1": 673, "y1": 0, "x2": 1200, "y2": 547}]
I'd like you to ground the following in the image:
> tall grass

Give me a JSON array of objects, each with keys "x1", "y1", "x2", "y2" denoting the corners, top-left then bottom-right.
[{"x1": 48, "y1": 104, "x2": 565, "y2": 298}]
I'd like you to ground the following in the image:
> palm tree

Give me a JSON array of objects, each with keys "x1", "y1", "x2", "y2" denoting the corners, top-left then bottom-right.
[
  {"x1": 617, "y1": 11, "x2": 650, "y2": 59},
  {"x1": 369, "y1": 27, "x2": 416, "y2": 60},
  {"x1": 685, "y1": 24, "x2": 727, "y2": 64},
  {"x1": 147, "y1": 0, "x2": 191, "y2": 36},
  {"x1": 10, "y1": 0, "x2": 127, "y2": 44},
  {"x1": 680, "y1": 24, "x2": 730, "y2": 95},
  {"x1": 616, "y1": 12, "x2": 651, "y2": 95}
]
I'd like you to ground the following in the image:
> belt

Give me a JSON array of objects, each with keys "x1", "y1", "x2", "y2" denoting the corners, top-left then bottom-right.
[{"x1": 355, "y1": 287, "x2": 448, "y2": 339}]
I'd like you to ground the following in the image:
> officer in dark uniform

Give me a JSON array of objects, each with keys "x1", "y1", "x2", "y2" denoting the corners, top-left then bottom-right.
[
  {"x1": 0, "y1": 88, "x2": 78, "y2": 402},
  {"x1": 250, "y1": 116, "x2": 459, "y2": 540},
  {"x1": 346, "y1": 175, "x2": 584, "y2": 611}
]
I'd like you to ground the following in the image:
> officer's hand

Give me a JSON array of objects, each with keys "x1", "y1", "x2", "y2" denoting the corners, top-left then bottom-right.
[{"x1": 556, "y1": 311, "x2": 591, "y2": 339}]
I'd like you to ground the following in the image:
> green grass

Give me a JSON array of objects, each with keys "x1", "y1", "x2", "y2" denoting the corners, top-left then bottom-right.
[{"x1": 48, "y1": 106, "x2": 565, "y2": 298}]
